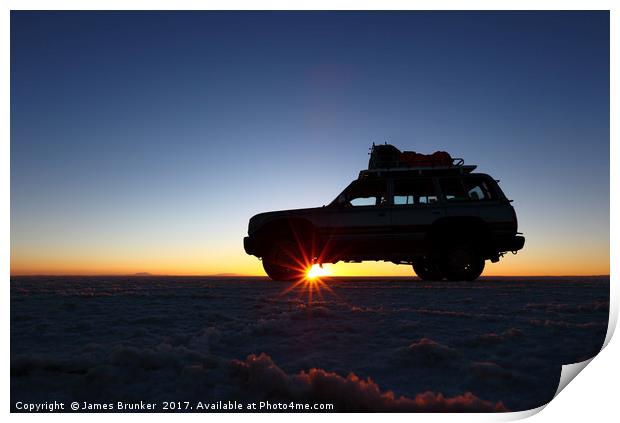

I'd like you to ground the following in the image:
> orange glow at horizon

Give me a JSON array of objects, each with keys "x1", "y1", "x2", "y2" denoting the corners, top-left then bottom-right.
[{"x1": 10, "y1": 240, "x2": 610, "y2": 277}]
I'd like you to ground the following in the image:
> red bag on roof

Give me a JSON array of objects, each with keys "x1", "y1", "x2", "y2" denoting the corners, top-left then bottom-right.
[
  {"x1": 430, "y1": 151, "x2": 453, "y2": 166},
  {"x1": 400, "y1": 150, "x2": 452, "y2": 167}
]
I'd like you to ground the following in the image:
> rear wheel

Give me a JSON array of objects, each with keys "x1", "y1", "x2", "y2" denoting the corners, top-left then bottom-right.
[
  {"x1": 412, "y1": 258, "x2": 444, "y2": 281},
  {"x1": 439, "y1": 246, "x2": 485, "y2": 281}
]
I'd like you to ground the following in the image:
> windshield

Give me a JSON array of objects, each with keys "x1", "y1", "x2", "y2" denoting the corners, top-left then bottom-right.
[
  {"x1": 328, "y1": 182, "x2": 353, "y2": 207},
  {"x1": 328, "y1": 179, "x2": 388, "y2": 207}
]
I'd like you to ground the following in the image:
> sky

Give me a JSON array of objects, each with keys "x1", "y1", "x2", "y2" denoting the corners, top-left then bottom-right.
[{"x1": 10, "y1": 11, "x2": 609, "y2": 276}]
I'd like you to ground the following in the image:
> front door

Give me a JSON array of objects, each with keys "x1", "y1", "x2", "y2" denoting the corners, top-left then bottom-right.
[{"x1": 324, "y1": 179, "x2": 391, "y2": 260}]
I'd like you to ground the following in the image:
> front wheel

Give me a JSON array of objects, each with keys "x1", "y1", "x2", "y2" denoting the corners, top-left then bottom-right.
[
  {"x1": 262, "y1": 260, "x2": 301, "y2": 281},
  {"x1": 439, "y1": 247, "x2": 485, "y2": 281},
  {"x1": 262, "y1": 241, "x2": 309, "y2": 281}
]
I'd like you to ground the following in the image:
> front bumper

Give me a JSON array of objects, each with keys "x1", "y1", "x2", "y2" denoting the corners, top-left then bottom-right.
[{"x1": 243, "y1": 236, "x2": 256, "y2": 256}]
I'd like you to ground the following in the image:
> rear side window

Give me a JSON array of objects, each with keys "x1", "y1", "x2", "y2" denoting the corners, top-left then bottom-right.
[
  {"x1": 440, "y1": 177, "x2": 496, "y2": 202},
  {"x1": 393, "y1": 179, "x2": 438, "y2": 205}
]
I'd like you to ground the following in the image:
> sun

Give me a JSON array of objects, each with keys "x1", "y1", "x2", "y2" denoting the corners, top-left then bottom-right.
[
  {"x1": 306, "y1": 263, "x2": 332, "y2": 279},
  {"x1": 278, "y1": 263, "x2": 336, "y2": 305}
]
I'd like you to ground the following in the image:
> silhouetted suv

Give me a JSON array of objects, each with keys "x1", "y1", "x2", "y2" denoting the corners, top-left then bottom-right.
[{"x1": 244, "y1": 146, "x2": 524, "y2": 281}]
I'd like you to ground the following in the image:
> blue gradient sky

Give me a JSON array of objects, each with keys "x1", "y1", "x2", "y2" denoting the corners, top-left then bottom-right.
[{"x1": 11, "y1": 11, "x2": 609, "y2": 275}]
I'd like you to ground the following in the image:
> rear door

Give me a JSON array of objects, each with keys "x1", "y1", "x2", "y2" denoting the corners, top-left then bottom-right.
[{"x1": 390, "y1": 177, "x2": 443, "y2": 254}]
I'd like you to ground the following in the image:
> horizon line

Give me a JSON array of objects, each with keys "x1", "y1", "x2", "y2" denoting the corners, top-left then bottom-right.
[{"x1": 9, "y1": 273, "x2": 611, "y2": 278}]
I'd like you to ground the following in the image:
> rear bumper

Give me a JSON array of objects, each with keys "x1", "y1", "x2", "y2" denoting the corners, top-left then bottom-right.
[{"x1": 496, "y1": 235, "x2": 525, "y2": 253}]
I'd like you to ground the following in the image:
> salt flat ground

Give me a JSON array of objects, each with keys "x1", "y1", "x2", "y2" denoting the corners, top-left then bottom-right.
[{"x1": 11, "y1": 276, "x2": 609, "y2": 412}]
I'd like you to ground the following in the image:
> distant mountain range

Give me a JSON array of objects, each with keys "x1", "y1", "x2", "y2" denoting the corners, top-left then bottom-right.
[{"x1": 131, "y1": 272, "x2": 245, "y2": 277}]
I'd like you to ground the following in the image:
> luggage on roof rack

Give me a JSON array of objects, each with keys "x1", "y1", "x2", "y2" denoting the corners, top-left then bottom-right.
[
  {"x1": 400, "y1": 151, "x2": 452, "y2": 167},
  {"x1": 368, "y1": 143, "x2": 464, "y2": 170},
  {"x1": 368, "y1": 144, "x2": 402, "y2": 169}
]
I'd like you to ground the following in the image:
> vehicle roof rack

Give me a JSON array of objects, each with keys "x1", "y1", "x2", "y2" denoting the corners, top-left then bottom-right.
[{"x1": 358, "y1": 163, "x2": 477, "y2": 179}]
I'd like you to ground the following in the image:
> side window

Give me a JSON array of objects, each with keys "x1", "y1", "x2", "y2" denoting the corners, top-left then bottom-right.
[
  {"x1": 462, "y1": 177, "x2": 496, "y2": 201},
  {"x1": 393, "y1": 179, "x2": 438, "y2": 205},
  {"x1": 440, "y1": 177, "x2": 495, "y2": 202},
  {"x1": 440, "y1": 178, "x2": 468, "y2": 202},
  {"x1": 346, "y1": 180, "x2": 388, "y2": 207}
]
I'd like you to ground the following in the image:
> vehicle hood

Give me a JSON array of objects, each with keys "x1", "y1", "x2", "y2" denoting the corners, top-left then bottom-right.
[{"x1": 247, "y1": 207, "x2": 326, "y2": 234}]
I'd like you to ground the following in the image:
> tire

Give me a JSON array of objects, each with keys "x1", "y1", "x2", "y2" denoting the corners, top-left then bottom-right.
[
  {"x1": 439, "y1": 247, "x2": 485, "y2": 281},
  {"x1": 262, "y1": 241, "x2": 309, "y2": 281},
  {"x1": 262, "y1": 260, "x2": 301, "y2": 281},
  {"x1": 412, "y1": 258, "x2": 444, "y2": 281}
]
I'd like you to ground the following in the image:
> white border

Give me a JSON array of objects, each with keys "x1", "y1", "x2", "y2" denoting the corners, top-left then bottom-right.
[{"x1": 3, "y1": 2, "x2": 617, "y2": 422}]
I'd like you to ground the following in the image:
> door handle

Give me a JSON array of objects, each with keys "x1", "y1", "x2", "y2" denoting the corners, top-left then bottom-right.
[{"x1": 432, "y1": 211, "x2": 442, "y2": 215}]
